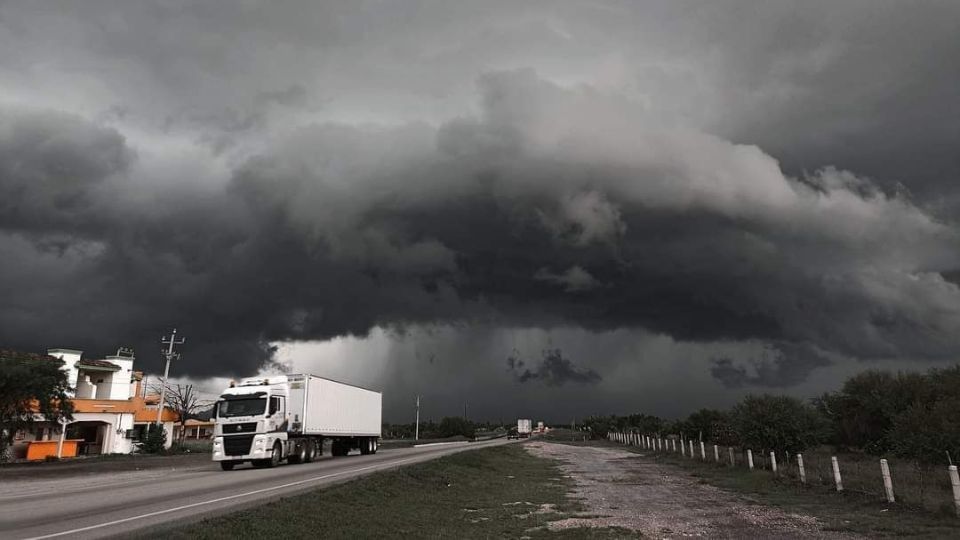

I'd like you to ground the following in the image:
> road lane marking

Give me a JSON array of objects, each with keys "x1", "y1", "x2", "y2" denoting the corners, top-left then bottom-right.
[{"x1": 22, "y1": 455, "x2": 425, "y2": 540}]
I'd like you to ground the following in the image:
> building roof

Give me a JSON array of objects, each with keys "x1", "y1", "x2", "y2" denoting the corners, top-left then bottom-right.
[
  {"x1": 184, "y1": 418, "x2": 214, "y2": 426},
  {"x1": 76, "y1": 359, "x2": 121, "y2": 371},
  {"x1": 1, "y1": 349, "x2": 62, "y2": 362}
]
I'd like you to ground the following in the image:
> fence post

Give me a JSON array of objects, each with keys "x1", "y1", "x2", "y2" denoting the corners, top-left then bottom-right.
[
  {"x1": 949, "y1": 465, "x2": 960, "y2": 517},
  {"x1": 714, "y1": 444, "x2": 720, "y2": 463},
  {"x1": 832, "y1": 456, "x2": 843, "y2": 492},
  {"x1": 797, "y1": 454, "x2": 806, "y2": 484},
  {"x1": 747, "y1": 449, "x2": 754, "y2": 470},
  {"x1": 679, "y1": 438, "x2": 684, "y2": 455},
  {"x1": 770, "y1": 451, "x2": 778, "y2": 474},
  {"x1": 728, "y1": 447, "x2": 735, "y2": 467},
  {"x1": 880, "y1": 459, "x2": 895, "y2": 503},
  {"x1": 700, "y1": 441, "x2": 706, "y2": 461}
]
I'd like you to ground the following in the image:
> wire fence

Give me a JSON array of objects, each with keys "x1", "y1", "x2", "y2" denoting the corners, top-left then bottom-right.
[{"x1": 607, "y1": 432, "x2": 960, "y2": 517}]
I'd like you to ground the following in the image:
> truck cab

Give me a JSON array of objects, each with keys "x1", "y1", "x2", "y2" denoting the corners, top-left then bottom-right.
[
  {"x1": 212, "y1": 373, "x2": 381, "y2": 471},
  {"x1": 212, "y1": 376, "x2": 298, "y2": 470}
]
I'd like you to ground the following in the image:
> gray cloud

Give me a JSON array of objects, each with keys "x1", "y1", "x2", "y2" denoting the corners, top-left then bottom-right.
[
  {"x1": 710, "y1": 342, "x2": 834, "y2": 388},
  {"x1": 507, "y1": 348, "x2": 601, "y2": 386},
  {"x1": 0, "y1": 1, "x2": 958, "y2": 408}
]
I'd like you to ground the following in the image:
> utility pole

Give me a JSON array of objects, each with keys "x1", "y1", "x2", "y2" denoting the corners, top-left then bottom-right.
[
  {"x1": 415, "y1": 395, "x2": 421, "y2": 441},
  {"x1": 156, "y1": 329, "x2": 185, "y2": 425}
]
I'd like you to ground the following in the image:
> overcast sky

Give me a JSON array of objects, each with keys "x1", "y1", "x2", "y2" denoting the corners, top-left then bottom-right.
[{"x1": 2, "y1": 1, "x2": 958, "y2": 423}]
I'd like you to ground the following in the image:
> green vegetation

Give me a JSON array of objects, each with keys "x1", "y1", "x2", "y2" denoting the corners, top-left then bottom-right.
[
  {"x1": 140, "y1": 424, "x2": 168, "y2": 454},
  {"x1": 161, "y1": 445, "x2": 634, "y2": 539},
  {"x1": 0, "y1": 350, "x2": 73, "y2": 461},
  {"x1": 584, "y1": 364, "x2": 960, "y2": 464},
  {"x1": 599, "y1": 440, "x2": 960, "y2": 538},
  {"x1": 382, "y1": 418, "x2": 506, "y2": 440}
]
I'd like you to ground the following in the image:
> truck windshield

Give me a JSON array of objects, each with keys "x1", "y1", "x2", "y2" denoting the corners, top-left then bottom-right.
[{"x1": 216, "y1": 398, "x2": 266, "y2": 418}]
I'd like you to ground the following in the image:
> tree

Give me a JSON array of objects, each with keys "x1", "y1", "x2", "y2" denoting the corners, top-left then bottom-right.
[
  {"x1": 152, "y1": 382, "x2": 210, "y2": 445},
  {"x1": 436, "y1": 416, "x2": 474, "y2": 439},
  {"x1": 0, "y1": 350, "x2": 74, "y2": 461},
  {"x1": 731, "y1": 394, "x2": 827, "y2": 454},
  {"x1": 816, "y1": 370, "x2": 930, "y2": 453},
  {"x1": 141, "y1": 424, "x2": 168, "y2": 454}
]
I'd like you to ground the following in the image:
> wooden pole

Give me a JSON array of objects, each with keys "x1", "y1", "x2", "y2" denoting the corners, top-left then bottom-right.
[
  {"x1": 880, "y1": 459, "x2": 895, "y2": 503},
  {"x1": 747, "y1": 449, "x2": 754, "y2": 470},
  {"x1": 714, "y1": 444, "x2": 720, "y2": 463},
  {"x1": 832, "y1": 456, "x2": 843, "y2": 492},
  {"x1": 948, "y1": 465, "x2": 960, "y2": 517},
  {"x1": 797, "y1": 454, "x2": 806, "y2": 484},
  {"x1": 728, "y1": 447, "x2": 735, "y2": 467},
  {"x1": 700, "y1": 441, "x2": 706, "y2": 461},
  {"x1": 770, "y1": 451, "x2": 778, "y2": 474}
]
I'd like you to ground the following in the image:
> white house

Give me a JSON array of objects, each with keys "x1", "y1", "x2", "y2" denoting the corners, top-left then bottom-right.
[{"x1": 10, "y1": 348, "x2": 178, "y2": 460}]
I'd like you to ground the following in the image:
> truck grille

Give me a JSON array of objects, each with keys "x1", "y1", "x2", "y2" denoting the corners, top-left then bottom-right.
[
  {"x1": 222, "y1": 422, "x2": 258, "y2": 434},
  {"x1": 223, "y1": 435, "x2": 254, "y2": 456}
]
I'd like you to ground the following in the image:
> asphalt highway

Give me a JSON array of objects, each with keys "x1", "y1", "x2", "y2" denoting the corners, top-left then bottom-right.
[{"x1": 0, "y1": 438, "x2": 512, "y2": 539}]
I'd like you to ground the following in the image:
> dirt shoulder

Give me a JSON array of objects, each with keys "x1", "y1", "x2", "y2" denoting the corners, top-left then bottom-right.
[{"x1": 526, "y1": 441, "x2": 856, "y2": 539}]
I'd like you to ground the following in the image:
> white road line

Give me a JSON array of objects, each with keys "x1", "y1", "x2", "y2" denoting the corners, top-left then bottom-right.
[{"x1": 23, "y1": 456, "x2": 424, "y2": 540}]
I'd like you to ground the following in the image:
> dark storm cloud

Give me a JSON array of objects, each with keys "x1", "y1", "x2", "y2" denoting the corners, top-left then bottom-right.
[
  {"x1": 507, "y1": 348, "x2": 601, "y2": 386},
  {"x1": 709, "y1": 342, "x2": 833, "y2": 388},
  {"x1": 1, "y1": 1, "x2": 959, "y2": 391}
]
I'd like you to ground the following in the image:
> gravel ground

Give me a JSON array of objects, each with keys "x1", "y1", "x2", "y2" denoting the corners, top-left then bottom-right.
[{"x1": 526, "y1": 441, "x2": 859, "y2": 539}]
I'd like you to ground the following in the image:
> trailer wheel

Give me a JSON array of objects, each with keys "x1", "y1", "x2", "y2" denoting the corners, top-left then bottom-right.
[
  {"x1": 372, "y1": 439, "x2": 378, "y2": 454},
  {"x1": 359, "y1": 437, "x2": 371, "y2": 455},
  {"x1": 304, "y1": 440, "x2": 315, "y2": 463},
  {"x1": 288, "y1": 442, "x2": 305, "y2": 464},
  {"x1": 220, "y1": 461, "x2": 236, "y2": 471}
]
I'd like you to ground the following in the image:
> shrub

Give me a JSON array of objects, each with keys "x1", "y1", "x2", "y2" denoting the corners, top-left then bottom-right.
[
  {"x1": 436, "y1": 417, "x2": 474, "y2": 439},
  {"x1": 141, "y1": 424, "x2": 168, "y2": 453},
  {"x1": 731, "y1": 394, "x2": 827, "y2": 454}
]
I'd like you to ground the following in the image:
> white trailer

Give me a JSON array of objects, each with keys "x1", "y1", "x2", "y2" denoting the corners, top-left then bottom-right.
[
  {"x1": 517, "y1": 418, "x2": 532, "y2": 438},
  {"x1": 212, "y1": 374, "x2": 382, "y2": 471}
]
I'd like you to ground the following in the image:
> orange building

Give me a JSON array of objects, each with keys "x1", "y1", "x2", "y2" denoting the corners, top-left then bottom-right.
[{"x1": 11, "y1": 348, "x2": 179, "y2": 460}]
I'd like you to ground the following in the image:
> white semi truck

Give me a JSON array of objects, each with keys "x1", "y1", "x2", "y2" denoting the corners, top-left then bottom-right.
[
  {"x1": 517, "y1": 418, "x2": 532, "y2": 438},
  {"x1": 212, "y1": 374, "x2": 382, "y2": 471}
]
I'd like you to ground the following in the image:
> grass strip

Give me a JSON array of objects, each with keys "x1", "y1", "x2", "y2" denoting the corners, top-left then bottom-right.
[{"x1": 159, "y1": 444, "x2": 633, "y2": 539}]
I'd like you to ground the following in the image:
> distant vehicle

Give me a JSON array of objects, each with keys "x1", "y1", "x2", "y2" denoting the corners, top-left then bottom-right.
[
  {"x1": 517, "y1": 418, "x2": 532, "y2": 438},
  {"x1": 507, "y1": 427, "x2": 519, "y2": 439},
  {"x1": 212, "y1": 374, "x2": 381, "y2": 471},
  {"x1": 536, "y1": 421, "x2": 545, "y2": 433}
]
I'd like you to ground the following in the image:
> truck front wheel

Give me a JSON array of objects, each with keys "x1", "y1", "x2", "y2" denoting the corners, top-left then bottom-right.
[{"x1": 256, "y1": 443, "x2": 282, "y2": 468}]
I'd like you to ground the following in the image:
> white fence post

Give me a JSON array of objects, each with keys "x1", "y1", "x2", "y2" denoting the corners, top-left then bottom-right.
[
  {"x1": 689, "y1": 440, "x2": 695, "y2": 458},
  {"x1": 832, "y1": 456, "x2": 843, "y2": 492},
  {"x1": 949, "y1": 465, "x2": 960, "y2": 517},
  {"x1": 679, "y1": 438, "x2": 684, "y2": 455},
  {"x1": 714, "y1": 444, "x2": 720, "y2": 463},
  {"x1": 797, "y1": 454, "x2": 806, "y2": 484},
  {"x1": 747, "y1": 449, "x2": 754, "y2": 470},
  {"x1": 770, "y1": 451, "x2": 777, "y2": 474},
  {"x1": 700, "y1": 441, "x2": 706, "y2": 461},
  {"x1": 880, "y1": 459, "x2": 895, "y2": 503},
  {"x1": 728, "y1": 447, "x2": 735, "y2": 467}
]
